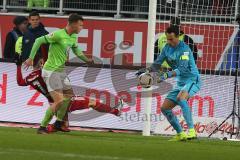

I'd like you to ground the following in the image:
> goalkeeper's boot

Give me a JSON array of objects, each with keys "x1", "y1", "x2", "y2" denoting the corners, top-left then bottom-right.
[
  {"x1": 187, "y1": 128, "x2": 197, "y2": 140},
  {"x1": 113, "y1": 98, "x2": 124, "y2": 116},
  {"x1": 169, "y1": 132, "x2": 187, "y2": 141},
  {"x1": 37, "y1": 126, "x2": 48, "y2": 134}
]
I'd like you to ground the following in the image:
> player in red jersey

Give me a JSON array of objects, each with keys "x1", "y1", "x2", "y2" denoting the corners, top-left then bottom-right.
[{"x1": 15, "y1": 56, "x2": 123, "y2": 134}]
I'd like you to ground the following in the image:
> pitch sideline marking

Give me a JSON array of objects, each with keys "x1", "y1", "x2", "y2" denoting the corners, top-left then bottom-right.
[{"x1": 0, "y1": 148, "x2": 142, "y2": 160}]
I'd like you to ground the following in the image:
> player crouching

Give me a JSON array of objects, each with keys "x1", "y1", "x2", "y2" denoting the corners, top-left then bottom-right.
[{"x1": 136, "y1": 26, "x2": 200, "y2": 141}]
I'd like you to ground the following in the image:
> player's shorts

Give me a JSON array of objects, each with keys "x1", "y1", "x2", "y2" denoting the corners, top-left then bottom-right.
[
  {"x1": 166, "y1": 78, "x2": 201, "y2": 104},
  {"x1": 42, "y1": 69, "x2": 72, "y2": 92}
]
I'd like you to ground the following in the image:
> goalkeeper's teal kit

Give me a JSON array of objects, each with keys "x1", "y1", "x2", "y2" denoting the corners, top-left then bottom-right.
[
  {"x1": 152, "y1": 41, "x2": 201, "y2": 103},
  {"x1": 150, "y1": 40, "x2": 201, "y2": 135}
]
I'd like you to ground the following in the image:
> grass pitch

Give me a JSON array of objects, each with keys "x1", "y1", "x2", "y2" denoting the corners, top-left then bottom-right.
[{"x1": 0, "y1": 127, "x2": 240, "y2": 160}]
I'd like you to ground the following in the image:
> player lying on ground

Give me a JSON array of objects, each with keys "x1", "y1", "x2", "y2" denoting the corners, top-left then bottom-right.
[
  {"x1": 15, "y1": 56, "x2": 123, "y2": 134},
  {"x1": 137, "y1": 26, "x2": 201, "y2": 141}
]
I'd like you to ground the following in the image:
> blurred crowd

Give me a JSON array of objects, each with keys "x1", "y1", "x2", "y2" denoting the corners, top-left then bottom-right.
[{"x1": 0, "y1": 0, "x2": 237, "y2": 17}]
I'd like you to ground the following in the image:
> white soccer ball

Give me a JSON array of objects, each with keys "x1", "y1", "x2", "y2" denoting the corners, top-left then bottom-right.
[{"x1": 138, "y1": 72, "x2": 153, "y2": 88}]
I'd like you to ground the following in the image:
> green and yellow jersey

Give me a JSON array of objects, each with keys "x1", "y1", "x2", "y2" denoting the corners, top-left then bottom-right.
[{"x1": 29, "y1": 29, "x2": 89, "y2": 72}]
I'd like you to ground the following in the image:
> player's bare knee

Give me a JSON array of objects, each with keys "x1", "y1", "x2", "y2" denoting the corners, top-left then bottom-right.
[
  {"x1": 88, "y1": 99, "x2": 96, "y2": 107},
  {"x1": 177, "y1": 91, "x2": 189, "y2": 101}
]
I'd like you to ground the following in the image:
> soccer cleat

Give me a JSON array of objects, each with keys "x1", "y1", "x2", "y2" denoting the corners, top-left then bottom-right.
[
  {"x1": 54, "y1": 120, "x2": 70, "y2": 132},
  {"x1": 47, "y1": 124, "x2": 57, "y2": 133},
  {"x1": 37, "y1": 126, "x2": 48, "y2": 134},
  {"x1": 169, "y1": 132, "x2": 187, "y2": 141},
  {"x1": 113, "y1": 98, "x2": 124, "y2": 116},
  {"x1": 187, "y1": 128, "x2": 197, "y2": 140}
]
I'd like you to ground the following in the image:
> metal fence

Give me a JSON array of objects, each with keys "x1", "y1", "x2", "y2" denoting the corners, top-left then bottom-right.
[{"x1": 0, "y1": 0, "x2": 239, "y2": 22}]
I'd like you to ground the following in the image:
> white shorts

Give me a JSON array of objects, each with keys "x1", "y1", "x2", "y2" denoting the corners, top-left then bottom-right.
[{"x1": 42, "y1": 69, "x2": 72, "y2": 92}]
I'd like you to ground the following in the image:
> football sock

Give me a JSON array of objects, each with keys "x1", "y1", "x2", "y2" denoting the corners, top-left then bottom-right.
[
  {"x1": 178, "y1": 99, "x2": 194, "y2": 129},
  {"x1": 161, "y1": 108, "x2": 183, "y2": 133},
  {"x1": 56, "y1": 98, "x2": 71, "y2": 121},
  {"x1": 40, "y1": 107, "x2": 54, "y2": 127}
]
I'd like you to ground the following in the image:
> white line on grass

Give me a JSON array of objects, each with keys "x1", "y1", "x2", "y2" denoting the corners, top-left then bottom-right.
[{"x1": 0, "y1": 148, "x2": 142, "y2": 160}]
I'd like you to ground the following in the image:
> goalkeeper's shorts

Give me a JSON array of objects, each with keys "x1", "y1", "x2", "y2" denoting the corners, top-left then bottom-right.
[{"x1": 166, "y1": 80, "x2": 201, "y2": 104}]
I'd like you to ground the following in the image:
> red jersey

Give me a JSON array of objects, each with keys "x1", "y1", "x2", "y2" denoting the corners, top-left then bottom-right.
[{"x1": 17, "y1": 66, "x2": 54, "y2": 103}]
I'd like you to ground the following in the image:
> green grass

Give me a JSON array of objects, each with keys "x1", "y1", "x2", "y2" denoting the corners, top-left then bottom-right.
[{"x1": 0, "y1": 127, "x2": 240, "y2": 160}]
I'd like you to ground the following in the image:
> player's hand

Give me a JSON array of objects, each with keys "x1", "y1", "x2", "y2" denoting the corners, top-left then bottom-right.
[
  {"x1": 158, "y1": 72, "x2": 169, "y2": 83},
  {"x1": 23, "y1": 58, "x2": 33, "y2": 70},
  {"x1": 158, "y1": 71, "x2": 174, "y2": 82}
]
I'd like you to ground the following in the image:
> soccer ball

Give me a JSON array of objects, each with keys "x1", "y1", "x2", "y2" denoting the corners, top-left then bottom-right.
[{"x1": 137, "y1": 72, "x2": 153, "y2": 88}]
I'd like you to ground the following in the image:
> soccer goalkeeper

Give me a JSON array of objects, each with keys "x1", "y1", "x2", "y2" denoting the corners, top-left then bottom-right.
[
  {"x1": 137, "y1": 26, "x2": 201, "y2": 141},
  {"x1": 23, "y1": 13, "x2": 94, "y2": 134}
]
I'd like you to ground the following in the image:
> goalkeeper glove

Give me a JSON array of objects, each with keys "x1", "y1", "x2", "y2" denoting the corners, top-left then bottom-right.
[{"x1": 158, "y1": 71, "x2": 173, "y2": 82}]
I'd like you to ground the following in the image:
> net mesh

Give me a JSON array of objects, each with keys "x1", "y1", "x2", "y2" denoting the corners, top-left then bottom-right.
[{"x1": 155, "y1": 0, "x2": 239, "y2": 135}]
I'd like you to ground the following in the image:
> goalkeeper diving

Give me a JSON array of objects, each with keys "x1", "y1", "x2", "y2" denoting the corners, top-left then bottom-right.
[{"x1": 137, "y1": 26, "x2": 201, "y2": 141}]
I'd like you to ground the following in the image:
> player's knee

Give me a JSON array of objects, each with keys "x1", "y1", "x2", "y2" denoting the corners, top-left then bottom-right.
[
  {"x1": 177, "y1": 92, "x2": 188, "y2": 101},
  {"x1": 160, "y1": 107, "x2": 167, "y2": 114},
  {"x1": 89, "y1": 99, "x2": 96, "y2": 107},
  {"x1": 53, "y1": 97, "x2": 64, "y2": 107}
]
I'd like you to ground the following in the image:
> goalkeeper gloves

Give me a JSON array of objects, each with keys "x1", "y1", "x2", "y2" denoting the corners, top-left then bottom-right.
[{"x1": 158, "y1": 71, "x2": 173, "y2": 82}]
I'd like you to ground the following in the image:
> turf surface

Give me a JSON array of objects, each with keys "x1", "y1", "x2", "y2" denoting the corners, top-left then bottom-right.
[{"x1": 0, "y1": 127, "x2": 240, "y2": 160}]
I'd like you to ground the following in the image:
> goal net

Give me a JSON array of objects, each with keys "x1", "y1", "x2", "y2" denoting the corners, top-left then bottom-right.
[{"x1": 151, "y1": 0, "x2": 240, "y2": 138}]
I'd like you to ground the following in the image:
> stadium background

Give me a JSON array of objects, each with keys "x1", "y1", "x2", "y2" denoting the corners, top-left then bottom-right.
[{"x1": 0, "y1": 0, "x2": 240, "y2": 138}]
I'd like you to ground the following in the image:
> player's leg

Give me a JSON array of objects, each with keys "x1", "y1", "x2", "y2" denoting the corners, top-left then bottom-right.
[
  {"x1": 162, "y1": 89, "x2": 187, "y2": 141},
  {"x1": 89, "y1": 98, "x2": 123, "y2": 116},
  {"x1": 53, "y1": 72, "x2": 74, "y2": 131},
  {"x1": 37, "y1": 90, "x2": 64, "y2": 134},
  {"x1": 37, "y1": 70, "x2": 66, "y2": 133},
  {"x1": 177, "y1": 82, "x2": 201, "y2": 139},
  {"x1": 69, "y1": 96, "x2": 123, "y2": 116}
]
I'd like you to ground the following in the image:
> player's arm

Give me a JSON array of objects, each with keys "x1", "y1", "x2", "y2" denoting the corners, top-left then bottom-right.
[
  {"x1": 16, "y1": 65, "x2": 28, "y2": 86},
  {"x1": 159, "y1": 49, "x2": 192, "y2": 81},
  {"x1": 151, "y1": 48, "x2": 167, "y2": 72},
  {"x1": 24, "y1": 32, "x2": 59, "y2": 68},
  {"x1": 136, "y1": 47, "x2": 166, "y2": 76},
  {"x1": 71, "y1": 43, "x2": 92, "y2": 63}
]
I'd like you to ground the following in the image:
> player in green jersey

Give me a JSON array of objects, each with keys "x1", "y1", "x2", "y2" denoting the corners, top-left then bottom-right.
[{"x1": 24, "y1": 13, "x2": 93, "y2": 134}]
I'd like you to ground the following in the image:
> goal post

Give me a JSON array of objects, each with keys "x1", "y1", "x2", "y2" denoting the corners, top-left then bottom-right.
[{"x1": 142, "y1": 0, "x2": 157, "y2": 136}]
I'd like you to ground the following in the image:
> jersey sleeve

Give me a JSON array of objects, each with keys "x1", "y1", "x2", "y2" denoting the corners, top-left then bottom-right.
[
  {"x1": 150, "y1": 46, "x2": 167, "y2": 72},
  {"x1": 16, "y1": 65, "x2": 28, "y2": 86},
  {"x1": 29, "y1": 31, "x2": 59, "y2": 60},
  {"x1": 174, "y1": 47, "x2": 192, "y2": 76},
  {"x1": 43, "y1": 31, "x2": 60, "y2": 44},
  {"x1": 71, "y1": 40, "x2": 89, "y2": 62}
]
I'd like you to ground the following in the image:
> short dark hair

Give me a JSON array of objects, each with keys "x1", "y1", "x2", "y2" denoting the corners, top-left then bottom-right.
[
  {"x1": 13, "y1": 16, "x2": 27, "y2": 26},
  {"x1": 68, "y1": 13, "x2": 84, "y2": 24},
  {"x1": 29, "y1": 11, "x2": 40, "y2": 18},
  {"x1": 170, "y1": 17, "x2": 181, "y2": 26},
  {"x1": 166, "y1": 25, "x2": 180, "y2": 36}
]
